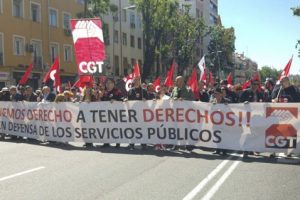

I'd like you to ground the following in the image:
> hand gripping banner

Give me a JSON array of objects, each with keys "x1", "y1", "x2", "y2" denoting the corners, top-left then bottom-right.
[
  {"x1": 71, "y1": 18, "x2": 106, "y2": 75},
  {"x1": 0, "y1": 101, "x2": 299, "y2": 154}
]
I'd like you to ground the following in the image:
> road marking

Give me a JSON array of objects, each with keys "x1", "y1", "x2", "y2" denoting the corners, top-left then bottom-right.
[
  {"x1": 0, "y1": 166, "x2": 45, "y2": 182},
  {"x1": 201, "y1": 156, "x2": 242, "y2": 200},
  {"x1": 182, "y1": 156, "x2": 233, "y2": 200}
]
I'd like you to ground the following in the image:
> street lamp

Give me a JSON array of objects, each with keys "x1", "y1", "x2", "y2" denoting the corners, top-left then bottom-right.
[{"x1": 210, "y1": 50, "x2": 222, "y2": 80}]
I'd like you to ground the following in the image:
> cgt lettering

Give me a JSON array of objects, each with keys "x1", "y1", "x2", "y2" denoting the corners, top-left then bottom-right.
[
  {"x1": 266, "y1": 136, "x2": 297, "y2": 148},
  {"x1": 79, "y1": 61, "x2": 103, "y2": 74}
]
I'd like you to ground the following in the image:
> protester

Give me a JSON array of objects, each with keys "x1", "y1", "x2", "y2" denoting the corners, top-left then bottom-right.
[
  {"x1": 81, "y1": 87, "x2": 96, "y2": 148},
  {"x1": 9, "y1": 86, "x2": 23, "y2": 102},
  {"x1": 198, "y1": 80, "x2": 210, "y2": 102},
  {"x1": 101, "y1": 78, "x2": 123, "y2": 148},
  {"x1": 126, "y1": 76, "x2": 149, "y2": 150},
  {"x1": 23, "y1": 85, "x2": 38, "y2": 102},
  {"x1": 171, "y1": 76, "x2": 194, "y2": 151},
  {"x1": 271, "y1": 76, "x2": 300, "y2": 103},
  {"x1": 38, "y1": 86, "x2": 56, "y2": 102}
]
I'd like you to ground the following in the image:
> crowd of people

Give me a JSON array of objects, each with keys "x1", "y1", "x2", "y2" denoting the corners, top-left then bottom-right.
[{"x1": 0, "y1": 75, "x2": 299, "y2": 158}]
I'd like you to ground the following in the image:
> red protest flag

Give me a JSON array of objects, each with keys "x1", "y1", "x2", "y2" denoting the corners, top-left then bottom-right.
[
  {"x1": 43, "y1": 57, "x2": 60, "y2": 83},
  {"x1": 133, "y1": 62, "x2": 141, "y2": 77},
  {"x1": 152, "y1": 77, "x2": 161, "y2": 92},
  {"x1": 73, "y1": 75, "x2": 94, "y2": 88},
  {"x1": 242, "y1": 79, "x2": 251, "y2": 90},
  {"x1": 19, "y1": 63, "x2": 33, "y2": 85},
  {"x1": 164, "y1": 60, "x2": 177, "y2": 87},
  {"x1": 123, "y1": 63, "x2": 141, "y2": 92},
  {"x1": 278, "y1": 56, "x2": 293, "y2": 82},
  {"x1": 227, "y1": 72, "x2": 233, "y2": 85},
  {"x1": 188, "y1": 68, "x2": 199, "y2": 100}
]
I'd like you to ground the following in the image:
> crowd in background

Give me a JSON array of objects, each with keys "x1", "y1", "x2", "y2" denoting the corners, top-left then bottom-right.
[{"x1": 0, "y1": 75, "x2": 299, "y2": 158}]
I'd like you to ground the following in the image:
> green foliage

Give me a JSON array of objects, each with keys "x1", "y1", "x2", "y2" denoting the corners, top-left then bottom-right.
[
  {"x1": 259, "y1": 66, "x2": 281, "y2": 82},
  {"x1": 207, "y1": 25, "x2": 235, "y2": 79},
  {"x1": 292, "y1": 7, "x2": 300, "y2": 57},
  {"x1": 131, "y1": 0, "x2": 207, "y2": 79},
  {"x1": 77, "y1": 0, "x2": 111, "y2": 18}
]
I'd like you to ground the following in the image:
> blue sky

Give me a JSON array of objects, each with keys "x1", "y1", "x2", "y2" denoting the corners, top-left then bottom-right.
[{"x1": 219, "y1": 0, "x2": 300, "y2": 75}]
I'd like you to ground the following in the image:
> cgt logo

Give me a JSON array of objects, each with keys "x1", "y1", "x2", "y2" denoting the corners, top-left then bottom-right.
[
  {"x1": 265, "y1": 124, "x2": 297, "y2": 148},
  {"x1": 265, "y1": 107, "x2": 298, "y2": 149}
]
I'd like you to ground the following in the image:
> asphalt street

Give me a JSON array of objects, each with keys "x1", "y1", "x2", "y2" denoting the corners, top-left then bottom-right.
[{"x1": 0, "y1": 138, "x2": 299, "y2": 200}]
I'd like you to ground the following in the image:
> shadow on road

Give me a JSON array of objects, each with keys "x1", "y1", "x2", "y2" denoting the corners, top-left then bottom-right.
[{"x1": 0, "y1": 137, "x2": 299, "y2": 166}]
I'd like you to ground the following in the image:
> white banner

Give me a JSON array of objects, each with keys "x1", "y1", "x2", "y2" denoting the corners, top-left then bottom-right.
[{"x1": 0, "y1": 101, "x2": 299, "y2": 154}]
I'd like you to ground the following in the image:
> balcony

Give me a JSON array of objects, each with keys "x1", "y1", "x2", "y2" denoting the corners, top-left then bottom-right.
[{"x1": 33, "y1": 56, "x2": 43, "y2": 69}]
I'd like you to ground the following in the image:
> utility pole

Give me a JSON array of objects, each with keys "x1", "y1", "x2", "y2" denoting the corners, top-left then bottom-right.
[{"x1": 84, "y1": 0, "x2": 88, "y2": 17}]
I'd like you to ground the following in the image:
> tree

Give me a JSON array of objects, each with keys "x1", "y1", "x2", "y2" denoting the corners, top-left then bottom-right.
[
  {"x1": 77, "y1": 0, "x2": 111, "y2": 18},
  {"x1": 131, "y1": 0, "x2": 179, "y2": 80},
  {"x1": 259, "y1": 66, "x2": 281, "y2": 83},
  {"x1": 207, "y1": 25, "x2": 235, "y2": 80},
  {"x1": 169, "y1": 5, "x2": 206, "y2": 75}
]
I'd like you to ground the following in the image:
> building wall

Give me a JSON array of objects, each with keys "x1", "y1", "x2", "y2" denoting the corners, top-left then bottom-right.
[
  {"x1": 102, "y1": 0, "x2": 144, "y2": 77},
  {"x1": 0, "y1": 0, "x2": 84, "y2": 87},
  {"x1": 178, "y1": 0, "x2": 219, "y2": 58}
]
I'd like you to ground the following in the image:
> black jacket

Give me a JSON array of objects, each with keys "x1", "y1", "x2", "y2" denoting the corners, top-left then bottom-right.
[
  {"x1": 128, "y1": 87, "x2": 149, "y2": 100},
  {"x1": 239, "y1": 89, "x2": 264, "y2": 103}
]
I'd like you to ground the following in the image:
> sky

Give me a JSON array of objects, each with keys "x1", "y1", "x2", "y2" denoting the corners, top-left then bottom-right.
[{"x1": 219, "y1": 0, "x2": 300, "y2": 75}]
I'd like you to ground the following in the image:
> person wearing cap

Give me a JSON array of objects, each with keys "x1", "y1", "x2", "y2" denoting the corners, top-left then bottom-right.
[
  {"x1": 271, "y1": 76, "x2": 300, "y2": 103},
  {"x1": 126, "y1": 76, "x2": 149, "y2": 150},
  {"x1": 0, "y1": 87, "x2": 11, "y2": 101},
  {"x1": 9, "y1": 86, "x2": 23, "y2": 102}
]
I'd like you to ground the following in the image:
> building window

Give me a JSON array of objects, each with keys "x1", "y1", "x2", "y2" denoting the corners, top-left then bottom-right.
[
  {"x1": 138, "y1": 37, "x2": 142, "y2": 49},
  {"x1": 63, "y1": 12, "x2": 71, "y2": 29},
  {"x1": 122, "y1": 33, "x2": 127, "y2": 46},
  {"x1": 0, "y1": 33, "x2": 4, "y2": 65},
  {"x1": 31, "y1": 2, "x2": 41, "y2": 22},
  {"x1": 114, "y1": 55, "x2": 119, "y2": 76},
  {"x1": 64, "y1": 45, "x2": 72, "y2": 62},
  {"x1": 50, "y1": 43, "x2": 59, "y2": 63},
  {"x1": 103, "y1": 23, "x2": 110, "y2": 45},
  {"x1": 122, "y1": 9, "x2": 127, "y2": 22},
  {"x1": 114, "y1": 30, "x2": 119, "y2": 43},
  {"x1": 131, "y1": 58, "x2": 136, "y2": 66},
  {"x1": 12, "y1": 0, "x2": 24, "y2": 18},
  {"x1": 0, "y1": 0, "x2": 3, "y2": 14},
  {"x1": 13, "y1": 35, "x2": 25, "y2": 56},
  {"x1": 49, "y1": 8, "x2": 58, "y2": 27},
  {"x1": 31, "y1": 40, "x2": 43, "y2": 67},
  {"x1": 76, "y1": 0, "x2": 85, "y2": 5},
  {"x1": 137, "y1": 15, "x2": 142, "y2": 29},
  {"x1": 130, "y1": 13, "x2": 135, "y2": 29},
  {"x1": 130, "y1": 35, "x2": 135, "y2": 48},
  {"x1": 123, "y1": 57, "x2": 128, "y2": 74}
]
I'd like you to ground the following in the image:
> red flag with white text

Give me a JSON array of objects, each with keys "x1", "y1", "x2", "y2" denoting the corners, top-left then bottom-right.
[
  {"x1": 71, "y1": 18, "x2": 106, "y2": 76},
  {"x1": 152, "y1": 77, "x2": 161, "y2": 92},
  {"x1": 123, "y1": 63, "x2": 141, "y2": 91}
]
